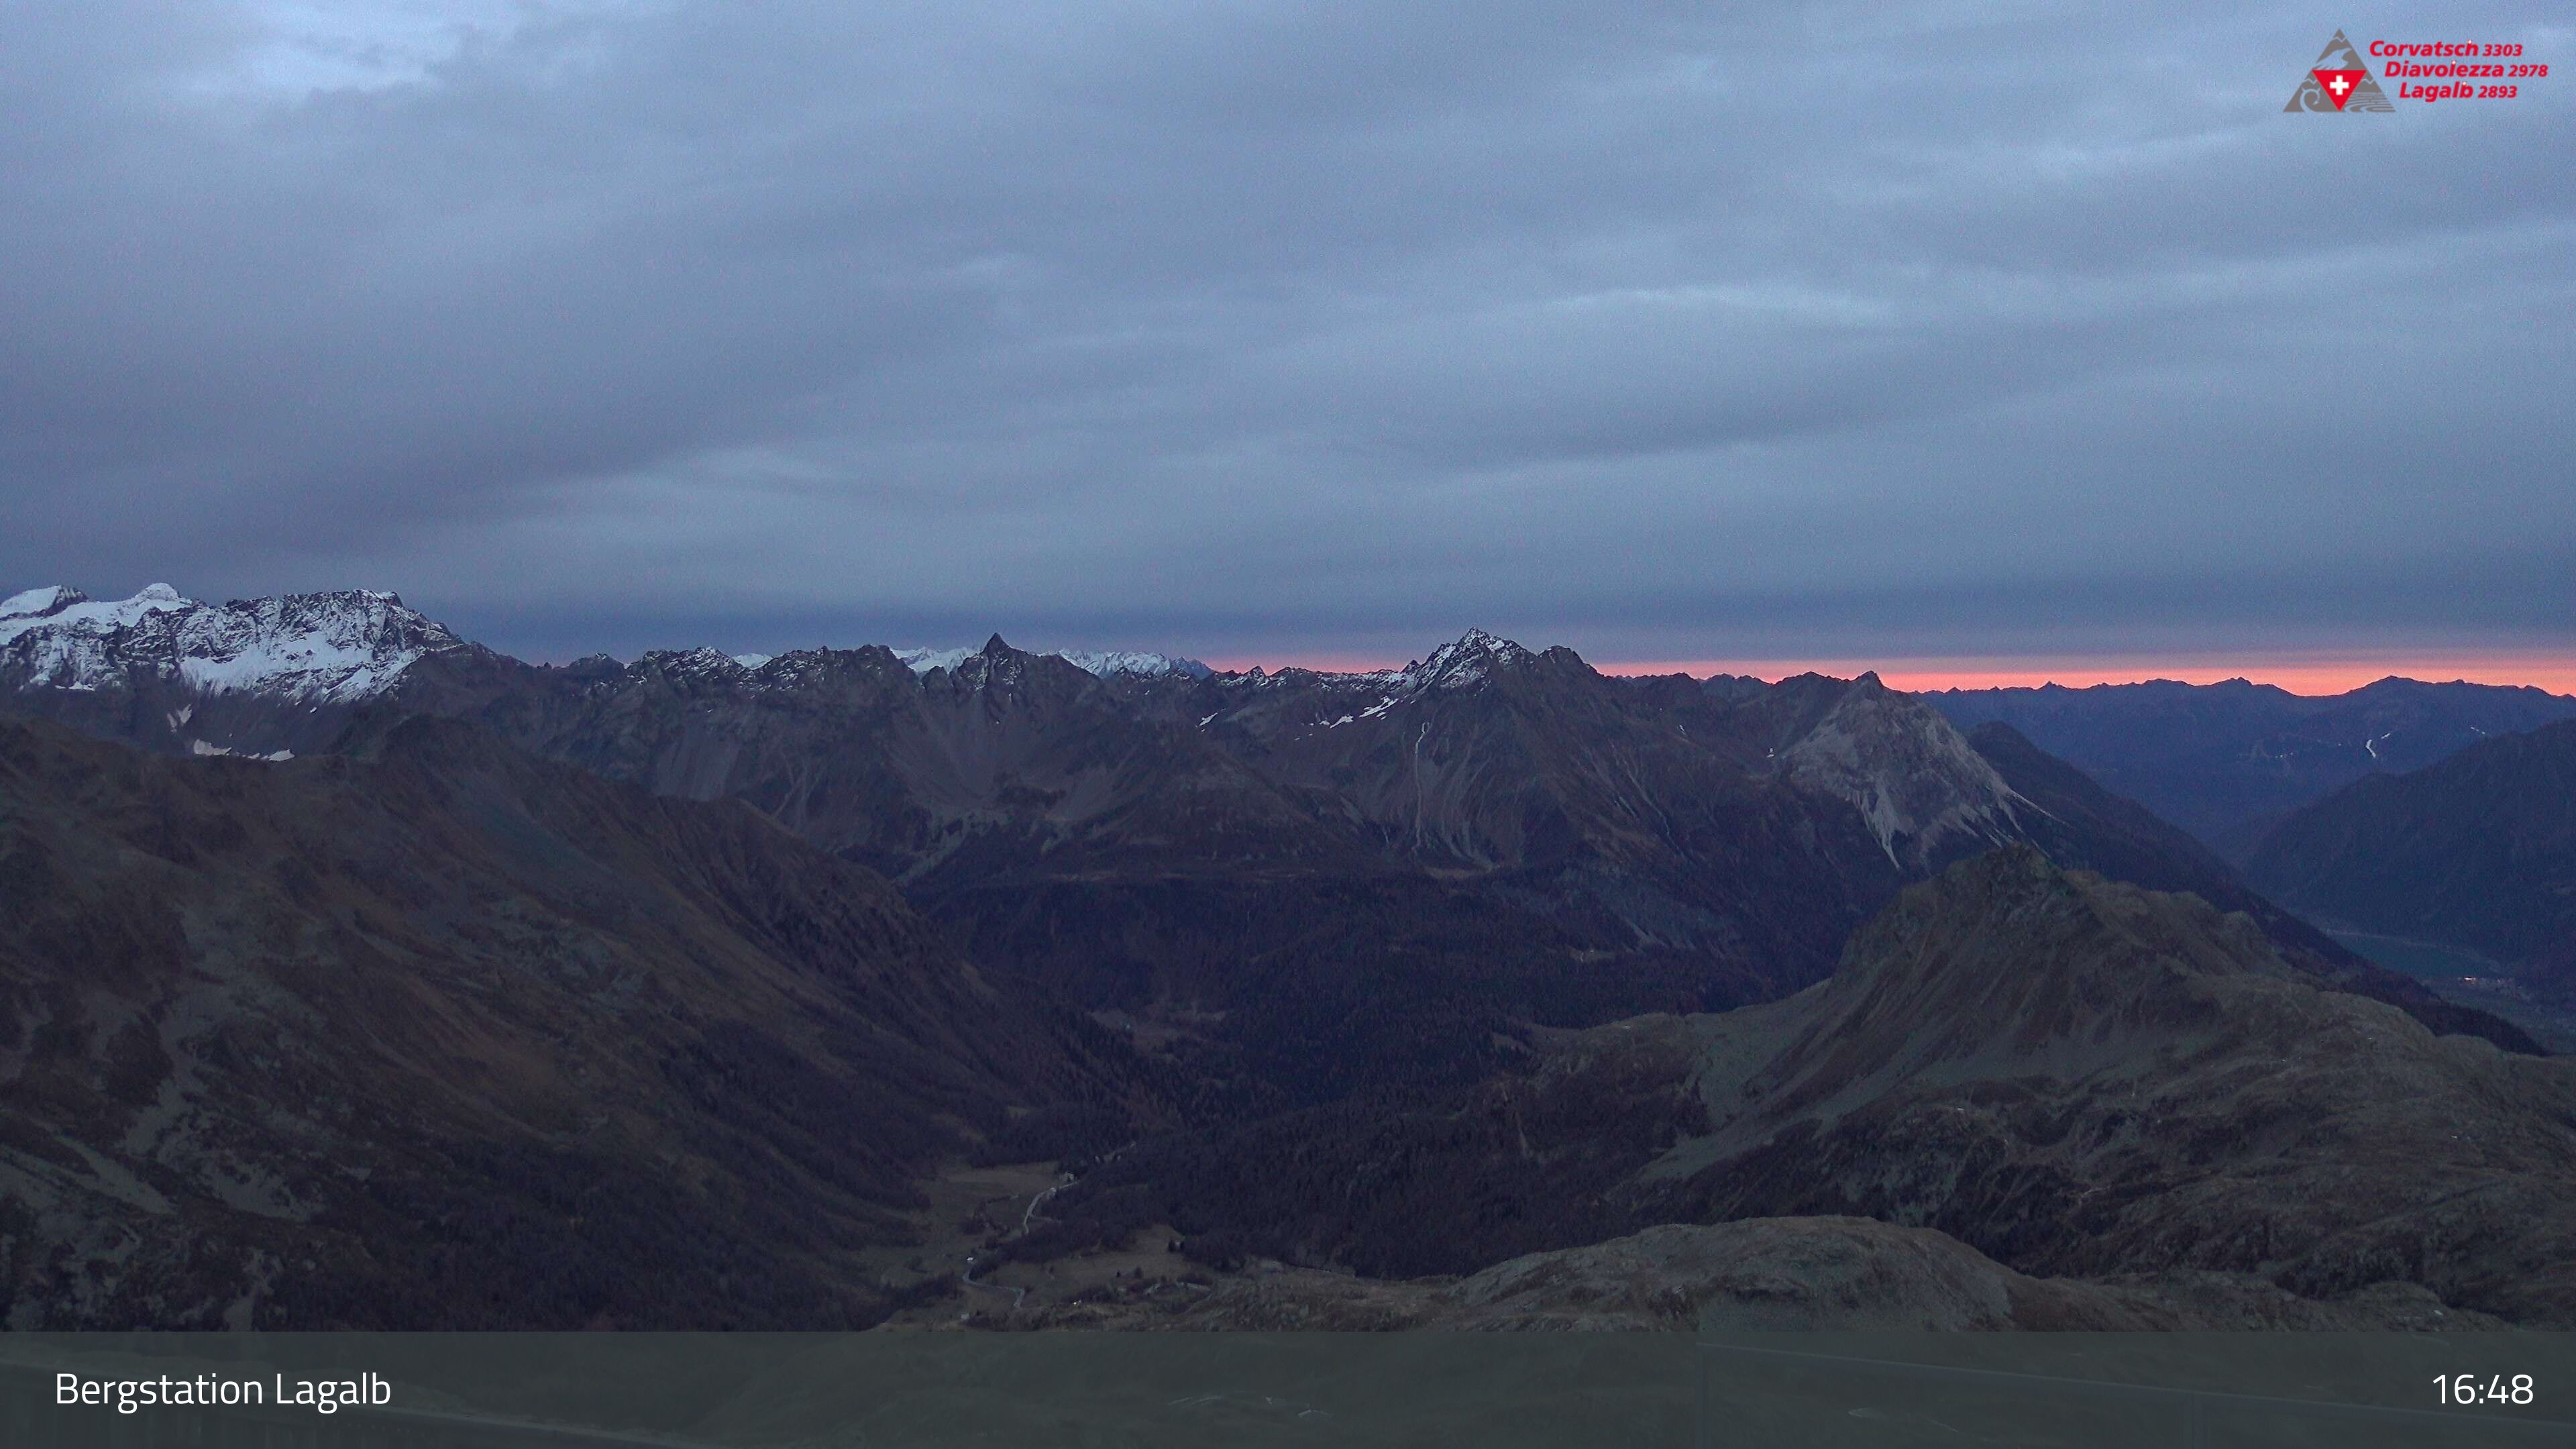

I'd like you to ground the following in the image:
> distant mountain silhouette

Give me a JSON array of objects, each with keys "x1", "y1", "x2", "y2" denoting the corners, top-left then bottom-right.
[
  {"x1": 1929, "y1": 677, "x2": 2576, "y2": 853},
  {"x1": 2245, "y1": 718, "x2": 2576, "y2": 991}
]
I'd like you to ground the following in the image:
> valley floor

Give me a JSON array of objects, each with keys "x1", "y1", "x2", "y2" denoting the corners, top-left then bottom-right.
[{"x1": 2330, "y1": 930, "x2": 2576, "y2": 1054}]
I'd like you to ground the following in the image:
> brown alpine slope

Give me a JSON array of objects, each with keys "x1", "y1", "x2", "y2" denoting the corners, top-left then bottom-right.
[
  {"x1": 0, "y1": 714, "x2": 1150, "y2": 1329},
  {"x1": 1642, "y1": 848, "x2": 2576, "y2": 1325}
]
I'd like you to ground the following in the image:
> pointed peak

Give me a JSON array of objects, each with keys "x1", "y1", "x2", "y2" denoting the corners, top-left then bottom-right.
[
  {"x1": 1449, "y1": 627, "x2": 1525, "y2": 653},
  {"x1": 1390, "y1": 628, "x2": 1548, "y2": 694},
  {"x1": 0, "y1": 585, "x2": 85, "y2": 620},
  {"x1": 1421, "y1": 628, "x2": 1532, "y2": 665},
  {"x1": 981, "y1": 633, "x2": 1014, "y2": 657}
]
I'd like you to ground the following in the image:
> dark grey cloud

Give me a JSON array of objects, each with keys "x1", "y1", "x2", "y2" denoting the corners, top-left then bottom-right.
[{"x1": 3, "y1": 1, "x2": 2570, "y2": 667}]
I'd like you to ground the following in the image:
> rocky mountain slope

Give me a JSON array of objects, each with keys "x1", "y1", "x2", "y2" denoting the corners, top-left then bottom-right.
[
  {"x1": 0, "y1": 712, "x2": 1150, "y2": 1328},
  {"x1": 1962, "y1": 720, "x2": 2524, "y2": 1048},
  {"x1": 1929, "y1": 676, "x2": 2576, "y2": 853},
  {"x1": 978, "y1": 848, "x2": 2575, "y2": 1328},
  {"x1": 1641, "y1": 849, "x2": 2576, "y2": 1326},
  {"x1": 2243, "y1": 718, "x2": 2576, "y2": 987}
]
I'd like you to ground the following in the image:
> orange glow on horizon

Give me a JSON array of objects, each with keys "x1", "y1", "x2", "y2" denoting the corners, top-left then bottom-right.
[
  {"x1": 1197, "y1": 651, "x2": 2576, "y2": 697},
  {"x1": 1197, "y1": 653, "x2": 1410, "y2": 676},
  {"x1": 1597, "y1": 655, "x2": 2576, "y2": 696}
]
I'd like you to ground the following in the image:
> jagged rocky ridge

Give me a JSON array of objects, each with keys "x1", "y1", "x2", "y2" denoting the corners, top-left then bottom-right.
[{"x1": 0, "y1": 585, "x2": 1208, "y2": 755}]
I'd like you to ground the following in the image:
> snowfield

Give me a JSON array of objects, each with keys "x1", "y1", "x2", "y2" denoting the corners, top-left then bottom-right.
[{"x1": 1, "y1": 584, "x2": 466, "y2": 702}]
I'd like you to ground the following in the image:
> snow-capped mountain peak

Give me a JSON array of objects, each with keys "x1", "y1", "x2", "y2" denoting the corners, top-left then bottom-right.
[
  {"x1": 893, "y1": 645, "x2": 978, "y2": 674},
  {"x1": 1, "y1": 584, "x2": 466, "y2": 704},
  {"x1": 893, "y1": 641, "x2": 1212, "y2": 680},
  {"x1": 1, "y1": 584, "x2": 87, "y2": 620},
  {"x1": 0, "y1": 582, "x2": 194, "y2": 641},
  {"x1": 1205, "y1": 629, "x2": 1546, "y2": 700},
  {"x1": 1399, "y1": 628, "x2": 1538, "y2": 692}
]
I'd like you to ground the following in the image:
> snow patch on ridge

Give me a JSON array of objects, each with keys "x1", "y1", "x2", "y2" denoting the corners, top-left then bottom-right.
[{"x1": 189, "y1": 740, "x2": 295, "y2": 761}]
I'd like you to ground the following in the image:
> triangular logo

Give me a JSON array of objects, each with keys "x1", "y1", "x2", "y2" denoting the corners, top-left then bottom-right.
[{"x1": 2286, "y1": 30, "x2": 2394, "y2": 112}]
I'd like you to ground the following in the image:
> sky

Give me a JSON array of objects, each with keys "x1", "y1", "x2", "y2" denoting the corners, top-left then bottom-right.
[{"x1": 3, "y1": 3, "x2": 2571, "y2": 688}]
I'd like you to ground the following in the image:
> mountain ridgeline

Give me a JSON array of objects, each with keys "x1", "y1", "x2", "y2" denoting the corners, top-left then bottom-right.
[
  {"x1": 2244, "y1": 718, "x2": 2576, "y2": 994},
  {"x1": 1929, "y1": 676, "x2": 2576, "y2": 855},
  {"x1": 5, "y1": 588, "x2": 2536, "y2": 1095},
  {"x1": 7, "y1": 583, "x2": 2574, "y2": 1330}
]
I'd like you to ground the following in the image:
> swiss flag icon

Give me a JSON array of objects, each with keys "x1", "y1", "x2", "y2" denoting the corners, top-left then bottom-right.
[{"x1": 2312, "y1": 68, "x2": 2367, "y2": 109}]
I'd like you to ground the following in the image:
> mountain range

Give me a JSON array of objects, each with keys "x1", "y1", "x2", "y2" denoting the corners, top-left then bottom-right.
[
  {"x1": 2244, "y1": 718, "x2": 2576, "y2": 995},
  {"x1": 3, "y1": 587, "x2": 2534, "y2": 1089},
  {"x1": 7, "y1": 582, "x2": 2572, "y2": 1329},
  {"x1": 1929, "y1": 676, "x2": 2576, "y2": 855}
]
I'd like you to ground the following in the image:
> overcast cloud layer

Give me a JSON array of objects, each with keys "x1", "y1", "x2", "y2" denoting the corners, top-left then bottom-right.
[{"x1": 4, "y1": 2, "x2": 2571, "y2": 667}]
